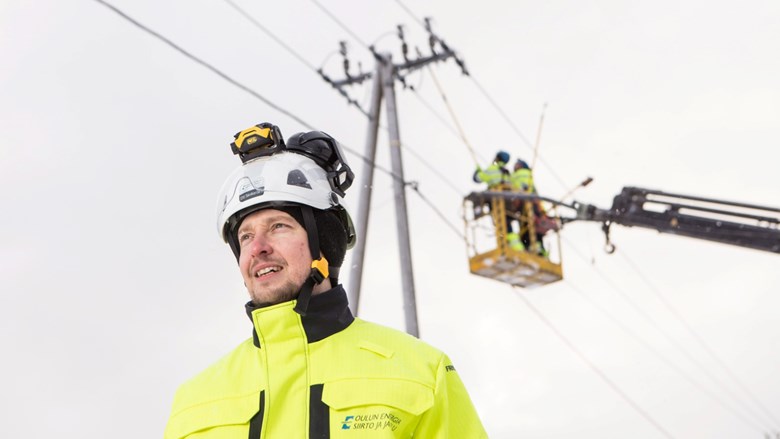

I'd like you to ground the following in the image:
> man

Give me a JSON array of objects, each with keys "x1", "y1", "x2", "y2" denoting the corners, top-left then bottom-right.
[
  {"x1": 472, "y1": 150, "x2": 510, "y2": 189},
  {"x1": 509, "y1": 159, "x2": 548, "y2": 257},
  {"x1": 164, "y1": 123, "x2": 487, "y2": 438},
  {"x1": 509, "y1": 159, "x2": 534, "y2": 195},
  {"x1": 473, "y1": 150, "x2": 521, "y2": 251}
]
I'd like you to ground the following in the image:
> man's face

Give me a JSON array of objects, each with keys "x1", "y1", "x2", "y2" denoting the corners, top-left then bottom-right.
[{"x1": 237, "y1": 208, "x2": 318, "y2": 305}]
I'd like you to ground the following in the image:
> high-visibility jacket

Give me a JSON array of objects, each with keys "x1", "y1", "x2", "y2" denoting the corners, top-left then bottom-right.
[
  {"x1": 164, "y1": 286, "x2": 487, "y2": 438},
  {"x1": 510, "y1": 168, "x2": 534, "y2": 193},
  {"x1": 474, "y1": 162, "x2": 508, "y2": 189}
]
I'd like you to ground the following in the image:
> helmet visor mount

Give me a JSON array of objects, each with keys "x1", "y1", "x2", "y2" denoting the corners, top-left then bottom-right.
[
  {"x1": 286, "y1": 130, "x2": 354, "y2": 197},
  {"x1": 232, "y1": 124, "x2": 354, "y2": 197}
]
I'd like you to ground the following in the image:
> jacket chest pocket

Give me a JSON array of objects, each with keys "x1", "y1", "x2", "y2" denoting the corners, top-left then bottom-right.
[
  {"x1": 165, "y1": 392, "x2": 262, "y2": 439},
  {"x1": 321, "y1": 379, "x2": 434, "y2": 438}
]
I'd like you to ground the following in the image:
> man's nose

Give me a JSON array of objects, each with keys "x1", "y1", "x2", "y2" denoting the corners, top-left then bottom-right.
[{"x1": 247, "y1": 235, "x2": 273, "y2": 257}]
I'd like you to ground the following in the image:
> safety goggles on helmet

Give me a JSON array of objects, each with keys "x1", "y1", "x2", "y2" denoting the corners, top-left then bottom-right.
[{"x1": 231, "y1": 123, "x2": 354, "y2": 197}]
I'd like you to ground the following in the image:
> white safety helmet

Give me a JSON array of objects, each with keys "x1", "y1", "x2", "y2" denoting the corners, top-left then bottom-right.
[
  {"x1": 217, "y1": 152, "x2": 345, "y2": 240},
  {"x1": 215, "y1": 123, "x2": 357, "y2": 310}
]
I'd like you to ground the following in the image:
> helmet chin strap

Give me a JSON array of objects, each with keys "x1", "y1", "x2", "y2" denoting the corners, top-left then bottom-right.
[{"x1": 294, "y1": 205, "x2": 328, "y2": 316}]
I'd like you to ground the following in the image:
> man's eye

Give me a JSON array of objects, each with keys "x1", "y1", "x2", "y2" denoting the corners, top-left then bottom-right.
[
  {"x1": 272, "y1": 223, "x2": 288, "y2": 230},
  {"x1": 238, "y1": 233, "x2": 252, "y2": 243}
]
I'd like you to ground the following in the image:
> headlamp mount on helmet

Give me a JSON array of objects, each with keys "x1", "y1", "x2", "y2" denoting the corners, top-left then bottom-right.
[
  {"x1": 231, "y1": 123, "x2": 354, "y2": 197},
  {"x1": 230, "y1": 122, "x2": 286, "y2": 163}
]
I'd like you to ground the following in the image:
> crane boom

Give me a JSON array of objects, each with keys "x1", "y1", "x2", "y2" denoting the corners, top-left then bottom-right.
[
  {"x1": 468, "y1": 187, "x2": 780, "y2": 254},
  {"x1": 572, "y1": 186, "x2": 780, "y2": 253}
]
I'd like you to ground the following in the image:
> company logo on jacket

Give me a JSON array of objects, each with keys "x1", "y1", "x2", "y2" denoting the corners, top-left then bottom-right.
[{"x1": 340, "y1": 413, "x2": 402, "y2": 431}]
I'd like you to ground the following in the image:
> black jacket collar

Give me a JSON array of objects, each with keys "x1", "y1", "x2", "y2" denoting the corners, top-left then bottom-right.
[{"x1": 245, "y1": 284, "x2": 354, "y2": 347}]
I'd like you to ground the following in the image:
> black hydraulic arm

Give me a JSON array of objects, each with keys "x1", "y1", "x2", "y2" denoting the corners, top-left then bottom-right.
[
  {"x1": 465, "y1": 187, "x2": 780, "y2": 253},
  {"x1": 572, "y1": 187, "x2": 780, "y2": 254}
]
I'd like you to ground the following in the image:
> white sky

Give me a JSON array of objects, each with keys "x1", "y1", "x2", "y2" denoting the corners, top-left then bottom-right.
[{"x1": 2, "y1": 1, "x2": 779, "y2": 438}]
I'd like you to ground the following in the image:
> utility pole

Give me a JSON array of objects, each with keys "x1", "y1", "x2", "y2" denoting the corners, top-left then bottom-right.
[
  {"x1": 381, "y1": 54, "x2": 418, "y2": 336},
  {"x1": 319, "y1": 23, "x2": 467, "y2": 337}
]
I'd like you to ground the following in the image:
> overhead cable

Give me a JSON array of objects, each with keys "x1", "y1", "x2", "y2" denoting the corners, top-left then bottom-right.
[
  {"x1": 222, "y1": 0, "x2": 467, "y2": 249},
  {"x1": 393, "y1": 0, "x2": 427, "y2": 28},
  {"x1": 222, "y1": 0, "x2": 369, "y2": 117},
  {"x1": 470, "y1": 69, "x2": 571, "y2": 192},
  {"x1": 395, "y1": 138, "x2": 463, "y2": 195},
  {"x1": 425, "y1": 64, "x2": 480, "y2": 166},
  {"x1": 564, "y1": 280, "x2": 767, "y2": 433},
  {"x1": 92, "y1": 0, "x2": 315, "y2": 131},
  {"x1": 221, "y1": 0, "x2": 460, "y2": 199},
  {"x1": 308, "y1": 0, "x2": 371, "y2": 50},
  {"x1": 618, "y1": 249, "x2": 780, "y2": 429},
  {"x1": 306, "y1": 0, "x2": 481, "y2": 196},
  {"x1": 95, "y1": 0, "x2": 476, "y2": 263},
  {"x1": 390, "y1": 0, "x2": 571, "y2": 193},
  {"x1": 256, "y1": 0, "x2": 475, "y2": 243},
  {"x1": 513, "y1": 288, "x2": 678, "y2": 439},
  {"x1": 563, "y1": 237, "x2": 776, "y2": 431},
  {"x1": 93, "y1": 0, "x2": 407, "y2": 178},
  {"x1": 407, "y1": 182, "x2": 465, "y2": 241},
  {"x1": 222, "y1": 0, "x2": 318, "y2": 72}
]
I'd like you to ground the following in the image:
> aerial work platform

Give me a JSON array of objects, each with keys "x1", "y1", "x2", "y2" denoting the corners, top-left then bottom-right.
[{"x1": 464, "y1": 190, "x2": 563, "y2": 288}]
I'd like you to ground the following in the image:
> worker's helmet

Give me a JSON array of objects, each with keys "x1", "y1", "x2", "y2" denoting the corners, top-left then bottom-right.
[
  {"x1": 515, "y1": 159, "x2": 530, "y2": 170},
  {"x1": 216, "y1": 123, "x2": 357, "y2": 303},
  {"x1": 495, "y1": 150, "x2": 510, "y2": 164}
]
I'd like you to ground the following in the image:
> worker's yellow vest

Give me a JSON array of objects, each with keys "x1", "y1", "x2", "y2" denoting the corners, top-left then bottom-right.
[
  {"x1": 510, "y1": 169, "x2": 534, "y2": 193},
  {"x1": 475, "y1": 163, "x2": 507, "y2": 188},
  {"x1": 164, "y1": 287, "x2": 487, "y2": 438}
]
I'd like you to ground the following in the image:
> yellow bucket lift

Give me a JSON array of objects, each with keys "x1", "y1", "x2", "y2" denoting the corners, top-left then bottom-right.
[{"x1": 463, "y1": 190, "x2": 563, "y2": 288}]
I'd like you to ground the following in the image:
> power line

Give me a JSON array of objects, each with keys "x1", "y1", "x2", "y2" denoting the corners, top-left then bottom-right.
[
  {"x1": 390, "y1": 0, "x2": 572, "y2": 193},
  {"x1": 562, "y1": 237, "x2": 776, "y2": 431},
  {"x1": 91, "y1": 0, "x2": 419, "y2": 206},
  {"x1": 92, "y1": 0, "x2": 315, "y2": 131},
  {"x1": 468, "y1": 67, "x2": 571, "y2": 193},
  {"x1": 308, "y1": 0, "x2": 371, "y2": 50},
  {"x1": 217, "y1": 2, "x2": 448, "y2": 197},
  {"x1": 618, "y1": 249, "x2": 780, "y2": 429},
  {"x1": 94, "y1": 0, "x2": 405, "y2": 180},
  {"x1": 222, "y1": 0, "x2": 370, "y2": 117},
  {"x1": 96, "y1": 0, "x2": 475, "y2": 279},
  {"x1": 563, "y1": 280, "x2": 767, "y2": 433},
  {"x1": 469, "y1": 77, "x2": 535, "y2": 149},
  {"x1": 424, "y1": 64, "x2": 480, "y2": 166},
  {"x1": 221, "y1": 0, "x2": 466, "y2": 247},
  {"x1": 408, "y1": 87, "x2": 466, "y2": 147},
  {"x1": 310, "y1": 1, "x2": 777, "y2": 432},
  {"x1": 226, "y1": 0, "x2": 477, "y2": 261},
  {"x1": 513, "y1": 288, "x2": 678, "y2": 439},
  {"x1": 397, "y1": 137, "x2": 463, "y2": 195},
  {"x1": 221, "y1": 0, "x2": 318, "y2": 72},
  {"x1": 303, "y1": 0, "x2": 478, "y2": 198},
  {"x1": 407, "y1": 182, "x2": 465, "y2": 241},
  {"x1": 393, "y1": 0, "x2": 427, "y2": 28}
]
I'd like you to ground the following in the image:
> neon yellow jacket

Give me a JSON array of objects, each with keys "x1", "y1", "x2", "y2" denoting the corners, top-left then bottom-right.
[
  {"x1": 510, "y1": 168, "x2": 534, "y2": 193},
  {"x1": 164, "y1": 286, "x2": 487, "y2": 438},
  {"x1": 474, "y1": 162, "x2": 508, "y2": 189}
]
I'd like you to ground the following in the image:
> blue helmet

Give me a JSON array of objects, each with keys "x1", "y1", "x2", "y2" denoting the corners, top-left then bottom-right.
[
  {"x1": 495, "y1": 150, "x2": 510, "y2": 164},
  {"x1": 515, "y1": 159, "x2": 530, "y2": 170}
]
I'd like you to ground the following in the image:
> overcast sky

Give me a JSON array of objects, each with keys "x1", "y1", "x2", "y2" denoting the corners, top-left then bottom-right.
[{"x1": 2, "y1": 1, "x2": 779, "y2": 438}]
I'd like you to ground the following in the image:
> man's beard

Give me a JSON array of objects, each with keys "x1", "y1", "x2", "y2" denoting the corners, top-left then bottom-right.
[{"x1": 249, "y1": 280, "x2": 301, "y2": 307}]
